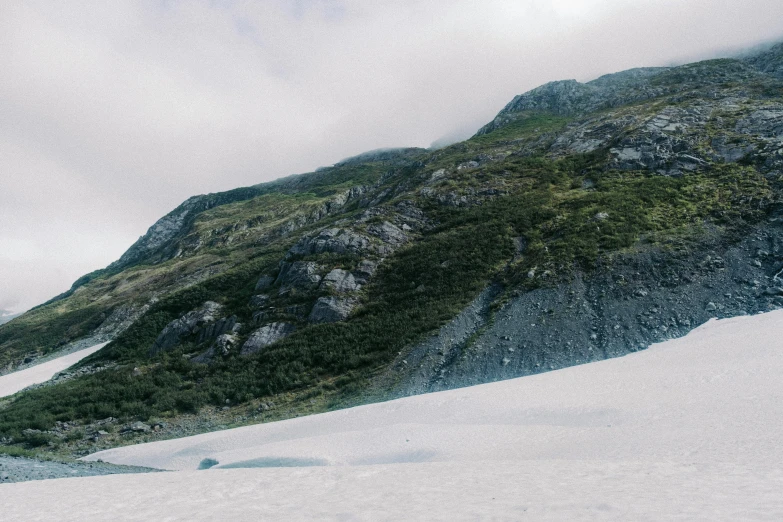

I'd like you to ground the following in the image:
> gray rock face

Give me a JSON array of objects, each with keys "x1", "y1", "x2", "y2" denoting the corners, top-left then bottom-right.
[
  {"x1": 113, "y1": 210, "x2": 191, "y2": 268},
  {"x1": 125, "y1": 422, "x2": 151, "y2": 433},
  {"x1": 249, "y1": 294, "x2": 270, "y2": 308},
  {"x1": 321, "y1": 269, "x2": 360, "y2": 293},
  {"x1": 196, "y1": 316, "x2": 240, "y2": 344},
  {"x1": 607, "y1": 106, "x2": 710, "y2": 174},
  {"x1": 92, "y1": 304, "x2": 150, "y2": 339},
  {"x1": 241, "y1": 323, "x2": 295, "y2": 355},
  {"x1": 308, "y1": 297, "x2": 357, "y2": 323},
  {"x1": 255, "y1": 276, "x2": 275, "y2": 292},
  {"x1": 213, "y1": 333, "x2": 238, "y2": 356},
  {"x1": 550, "y1": 113, "x2": 638, "y2": 156},
  {"x1": 353, "y1": 259, "x2": 379, "y2": 284},
  {"x1": 288, "y1": 228, "x2": 372, "y2": 257},
  {"x1": 367, "y1": 221, "x2": 407, "y2": 245},
  {"x1": 743, "y1": 42, "x2": 783, "y2": 79},
  {"x1": 476, "y1": 52, "x2": 781, "y2": 140},
  {"x1": 506, "y1": 79, "x2": 598, "y2": 114},
  {"x1": 107, "y1": 187, "x2": 280, "y2": 271},
  {"x1": 377, "y1": 217, "x2": 783, "y2": 397},
  {"x1": 735, "y1": 107, "x2": 783, "y2": 140},
  {"x1": 275, "y1": 261, "x2": 322, "y2": 295},
  {"x1": 192, "y1": 334, "x2": 239, "y2": 363},
  {"x1": 457, "y1": 160, "x2": 480, "y2": 170},
  {"x1": 475, "y1": 71, "x2": 668, "y2": 136},
  {"x1": 150, "y1": 302, "x2": 223, "y2": 355},
  {"x1": 711, "y1": 136, "x2": 755, "y2": 163}
]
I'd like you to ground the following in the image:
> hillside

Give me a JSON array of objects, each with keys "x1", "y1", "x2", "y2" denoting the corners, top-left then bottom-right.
[
  {"x1": 5, "y1": 309, "x2": 783, "y2": 520},
  {"x1": 1, "y1": 42, "x2": 782, "y2": 455}
]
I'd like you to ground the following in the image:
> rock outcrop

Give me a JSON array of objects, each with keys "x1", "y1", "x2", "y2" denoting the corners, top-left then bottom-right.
[
  {"x1": 353, "y1": 259, "x2": 378, "y2": 284},
  {"x1": 321, "y1": 269, "x2": 360, "y2": 293},
  {"x1": 192, "y1": 334, "x2": 240, "y2": 363},
  {"x1": 288, "y1": 228, "x2": 372, "y2": 257},
  {"x1": 255, "y1": 276, "x2": 275, "y2": 292},
  {"x1": 309, "y1": 297, "x2": 357, "y2": 323},
  {"x1": 275, "y1": 261, "x2": 322, "y2": 295},
  {"x1": 367, "y1": 221, "x2": 407, "y2": 246},
  {"x1": 241, "y1": 323, "x2": 296, "y2": 354},
  {"x1": 195, "y1": 316, "x2": 240, "y2": 344},
  {"x1": 149, "y1": 302, "x2": 223, "y2": 355},
  {"x1": 249, "y1": 294, "x2": 270, "y2": 308}
]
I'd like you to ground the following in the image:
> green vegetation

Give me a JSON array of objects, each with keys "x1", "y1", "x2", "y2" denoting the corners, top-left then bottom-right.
[
  {"x1": 0, "y1": 445, "x2": 39, "y2": 458},
  {"x1": 1, "y1": 49, "x2": 781, "y2": 452},
  {"x1": 468, "y1": 113, "x2": 571, "y2": 145},
  {"x1": 0, "y1": 304, "x2": 107, "y2": 369},
  {"x1": 0, "y1": 153, "x2": 772, "y2": 441}
]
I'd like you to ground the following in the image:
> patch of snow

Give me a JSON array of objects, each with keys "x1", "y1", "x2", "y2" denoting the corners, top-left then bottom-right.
[
  {"x1": 0, "y1": 343, "x2": 108, "y2": 399},
  {"x1": 87, "y1": 311, "x2": 783, "y2": 472},
  {"x1": 3, "y1": 311, "x2": 783, "y2": 520}
]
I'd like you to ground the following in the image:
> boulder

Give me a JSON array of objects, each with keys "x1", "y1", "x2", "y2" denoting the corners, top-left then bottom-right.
[
  {"x1": 353, "y1": 259, "x2": 379, "y2": 284},
  {"x1": 275, "y1": 261, "x2": 322, "y2": 295},
  {"x1": 255, "y1": 275, "x2": 275, "y2": 291},
  {"x1": 321, "y1": 269, "x2": 360, "y2": 293},
  {"x1": 150, "y1": 302, "x2": 223, "y2": 355},
  {"x1": 368, "y1": 221, "x2": 407, "y2": 245},
  {"x1": 309, "y1": 297, "x2": 357, "y2": 323},
  {"x1": 457, "y1": 160, "x2": 480, "y2": 170},
  {"x1": 288, "y1": 228, "x2": 372, "y2": 257},
  {"x1": 249, "y1": 294, "x2": 270, "y2": 308},
  {"x1": 192, "y1": 334, "x2": 239, "y2": 363},
  {"x1": 196, "y1": 315, "x2": 240, "y2": 344},
  {"x1": 241, "y1": 323, "x2": 296, "y2": 355},
  {"x1": 124, "y1": 421, "x2": 151, "y2": 433}
]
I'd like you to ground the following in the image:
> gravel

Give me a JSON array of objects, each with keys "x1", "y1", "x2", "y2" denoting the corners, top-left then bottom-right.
[{"x1": 0, "y1": 455, "x2": 160, "y2": 484}]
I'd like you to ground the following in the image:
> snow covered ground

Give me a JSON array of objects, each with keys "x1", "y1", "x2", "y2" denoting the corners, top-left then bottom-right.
[
  {"x1": 2, "y1": 312, "x2": 783, "y2": 520},
  {"x1": 0, "y1": 342, "x2": 108, "y2": 399}
]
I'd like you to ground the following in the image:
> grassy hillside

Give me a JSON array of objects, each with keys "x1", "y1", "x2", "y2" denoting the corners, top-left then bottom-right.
[{"x1": 1, "y1": 47, "x2": 782, "y2": 454}]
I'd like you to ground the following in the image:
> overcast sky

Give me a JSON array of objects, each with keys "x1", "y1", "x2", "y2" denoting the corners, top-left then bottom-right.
[{"x1": 1, "y1": 0, "x2": 782, "y2": 313}]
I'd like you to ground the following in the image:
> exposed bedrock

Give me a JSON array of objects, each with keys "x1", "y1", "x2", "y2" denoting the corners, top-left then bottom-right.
[
  {"x1": 241, "y1": 323, "x2": 296, "y2": 355},
  {"x1": 378, "y1": 218, "x2": 783, "y2": 397}
]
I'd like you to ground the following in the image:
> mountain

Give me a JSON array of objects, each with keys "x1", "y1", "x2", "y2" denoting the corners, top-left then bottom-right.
[{"x1": 1, "y1": 43, "x2": 782, "y2": 454}]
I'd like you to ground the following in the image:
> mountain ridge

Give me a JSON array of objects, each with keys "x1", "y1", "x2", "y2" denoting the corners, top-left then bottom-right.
[{"x1": 1, "y1": 40, "x2": 782, "y2": 456}]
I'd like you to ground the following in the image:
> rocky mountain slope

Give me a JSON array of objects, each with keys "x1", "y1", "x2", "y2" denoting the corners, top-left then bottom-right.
[{"x1": 1, "y1": 42, "x2": 782, "y2": 455}]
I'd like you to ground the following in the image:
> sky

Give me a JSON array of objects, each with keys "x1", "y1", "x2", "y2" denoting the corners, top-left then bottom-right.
[{"x1": 1, "y1": 0, "x2": 782, "y2": 314}]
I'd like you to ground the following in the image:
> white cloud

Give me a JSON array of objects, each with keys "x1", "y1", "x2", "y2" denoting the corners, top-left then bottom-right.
[{"x1": 1, "y1": 0, "x2": 782, "y2": 312}]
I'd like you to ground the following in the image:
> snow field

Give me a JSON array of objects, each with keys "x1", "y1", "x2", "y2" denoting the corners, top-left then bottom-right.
[
  {"x1": 0, "y1": 342, "x2": 109, "y2": 399},
  {"x1": 86, "y1": 311, "x2": 783, "y2": 471},
  {"x1": 2, "y1": 311, "x2": 783, "y2": 520}
]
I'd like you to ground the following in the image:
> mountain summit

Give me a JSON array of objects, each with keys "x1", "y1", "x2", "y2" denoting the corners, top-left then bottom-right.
[{"x1": 1, "y1": 42, "x2": 783, "y2": 452}]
